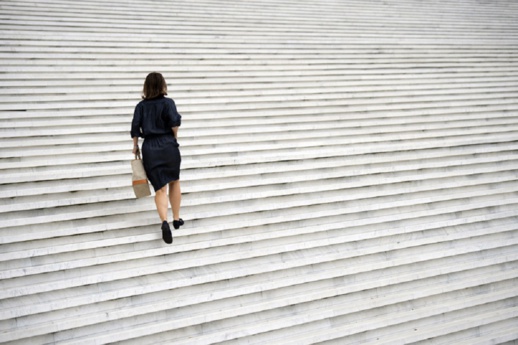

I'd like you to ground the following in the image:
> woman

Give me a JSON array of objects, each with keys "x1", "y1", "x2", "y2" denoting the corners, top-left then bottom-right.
[{"x1": 131, "y1": 72, "x2": 183, "y2": 244}]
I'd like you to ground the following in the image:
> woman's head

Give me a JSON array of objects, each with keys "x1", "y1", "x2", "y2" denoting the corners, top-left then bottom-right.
[{"x1": 142, "y1": 72, "x2": 168, "y2": 100}]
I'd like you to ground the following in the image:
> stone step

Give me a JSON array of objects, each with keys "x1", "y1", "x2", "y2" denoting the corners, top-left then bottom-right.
[
  {"x1": 2, "y1": 232, "x2": 515, "y2": 323},
  {"x1": 1, "y1": 156, "x2": 517, "y2": 214},
  {"x1": 3, "y1": 109, "x2": 518, "y2": 151},
  {"x1": 201, "y1": 283, "x2": 518, "y2": 345},
  {"x1": 2, "y1": 71, "x2": 518, "y2": 95},
  {"x1": 1, "y1": 128, "x2": 517, "y2": 173},
  {"x1": 2, "y1": 146, "x2": 516, "y2": 198},
  {"x1": 328, "y1": 299, "x2": 518, "y2": 345},
  {"x1": 1, "y1": 19, "x2": 515, "y2": 36},
  {"x1": 1, "y1": 0, "x2": 517, "y2": 342},
  {"x1": 2, "y1": 162, "x2": 516, "y2": 229},
  {"x1": 1, "y1": 79, "x2": 518, "y2": 104},
  {"x1": 3, "y1": 117, "x2": 518, "y2": 159},
  {"x1": 2, "y1": 0, "x2": 515, "y2": 22},
  {"x1": 2, "y1": 81, "x2": 518, "y2": 107},
  {"x1": 2, "y1": 104, "x2": 513, "y2": 132},
  {"x1": 1, "y1": 186, "x2": 516, "y2": 262},
  {"x1": 5, "y1": 215, "x2": 513, "y2": 300},
  {"x1": 267, "y1": 291, "x2": 518, "y2": 345},
  {"x1": 29, "y1": 244, "x2": 518, "y2": 345},
  {"x1": 3, "y1": 59, "x2": 518, "y2": 75},
  {"x1": 3, "y1": 103, "x2": 518, "y2": 139},
  {"x1": 3, "y1": 191, "x2": 515, "y2": 263},
  {"x1": 3, "y1": 55, "x2": 518, "y2": 68},
  {"x1": 2, "y1": 65, "x2": 518, "y2": 84},
  {"x1": 401, "y1": 318, "x2": 518, "y2": 345},
  {"x1": 4, "y1": 0, "x2": 516, "y2": 12},
  {"x1": 1, "y1": 22, "x2": 516, "y2": 44},
  {"x1": 2, "y1": 38, "x2": 516, "y2": 49},
  {"x1": 1, "y1": 199, "x2": 516, "y2": 281},
  {"x1": 1, "y1": 188, "x2": 516, "y2": 264},
  {"x1": 1, "y1": 141, "x2": 516, "y2": 184},
  {"x1": 6, "y1": 273, "x2": 518, "y2": 342},
  {"x1": 2, "y1": 188, "x2": 516, "y2": 284},
  {"x1": 2, "y1": 95, "x2": 517, "y2": 125},
  {"x1": 2, "y1": 228, "x2": 516, "y2": 342},
  {"x1": 4, "y1": 51, "x2": 517, "y2": 67}
]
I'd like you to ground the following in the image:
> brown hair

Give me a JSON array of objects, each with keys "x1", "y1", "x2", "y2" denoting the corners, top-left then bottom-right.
[{"x1": 142, "y1": 72, "x2": 168, "y2": 100}]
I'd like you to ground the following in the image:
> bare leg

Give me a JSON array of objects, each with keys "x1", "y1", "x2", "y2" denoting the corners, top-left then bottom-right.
[
  {"x1": 169, "y1": 180, "x2": 181, "y2": 221},
  {"x1": 154, "y1": 186, "x2": 169, "y2": 222}
]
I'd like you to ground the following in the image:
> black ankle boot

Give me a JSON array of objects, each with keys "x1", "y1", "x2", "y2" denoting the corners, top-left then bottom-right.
[
  {"x1": 161, "y1": 221, "x2": 173, "y2": 244},
  {"x1": 173, "y1": 218, "x2": 184, "y2": 230}
]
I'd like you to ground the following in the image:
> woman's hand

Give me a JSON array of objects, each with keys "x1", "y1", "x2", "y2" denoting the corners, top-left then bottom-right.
[{"x1": 132, "y1": 137, "x2": 139, "y2": 155}]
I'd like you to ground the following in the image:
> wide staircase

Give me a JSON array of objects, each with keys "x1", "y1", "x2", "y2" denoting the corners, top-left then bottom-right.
[{"x1": 1, "y1": 0, "x2": 518, "y2": 344}]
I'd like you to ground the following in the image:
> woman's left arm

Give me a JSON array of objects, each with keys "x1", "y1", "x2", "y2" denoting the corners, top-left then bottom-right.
[{"x1": 166, "y1": 100, "x2": 181, "y2": 139}]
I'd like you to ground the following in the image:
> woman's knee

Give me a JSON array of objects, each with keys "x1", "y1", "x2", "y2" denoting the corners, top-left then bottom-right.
[{"x1": 156, "y1": 185, "x2": 168, "y2": 194}]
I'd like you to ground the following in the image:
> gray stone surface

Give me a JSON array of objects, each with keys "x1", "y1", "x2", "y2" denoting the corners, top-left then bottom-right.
[{"x1": 1, "y1": 0, "x2": 518, "y2": 343}]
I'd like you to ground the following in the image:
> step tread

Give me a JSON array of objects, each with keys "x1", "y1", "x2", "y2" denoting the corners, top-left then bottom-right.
[{"x1": 2, "y1": 234, "x2": 509, "y2": 342}]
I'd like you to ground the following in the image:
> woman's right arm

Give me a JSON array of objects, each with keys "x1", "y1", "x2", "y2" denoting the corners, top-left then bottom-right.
[
  {"x1": 131, "y1": 103, "x2": 143, "y2": 154},
  {"x1": 172, "y1": 126, "x2": 179, "y2": 139},
  {"x1": 132, "y1": 137, "x2": 139, "y2": 155}
]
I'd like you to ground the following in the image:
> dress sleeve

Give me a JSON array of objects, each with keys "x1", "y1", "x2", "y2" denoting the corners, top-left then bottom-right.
[
  {"x1": 165, "y1": 99, "x2": 182, "y2": 128},
  {"x1": 130, "y1": 103, "x2": 143, "y2": 138}
]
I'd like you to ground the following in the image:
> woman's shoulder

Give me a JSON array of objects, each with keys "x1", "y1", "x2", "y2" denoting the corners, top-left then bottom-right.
[
  {"x1": 134, "y1": 100, "x2": 144, "y2": 112},
  {"x1": 164, "y1": 96, "x2": 176, "y2": 104}
]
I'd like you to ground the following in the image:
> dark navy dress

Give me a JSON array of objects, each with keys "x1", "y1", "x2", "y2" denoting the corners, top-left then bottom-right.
[{"x1": 130, "y1": 95, "x2": 182, "y2": 191}]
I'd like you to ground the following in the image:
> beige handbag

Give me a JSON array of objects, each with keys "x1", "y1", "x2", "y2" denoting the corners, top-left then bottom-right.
[{"x1": 131, "y1": 151, "x2": 151, "y2": 198}]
